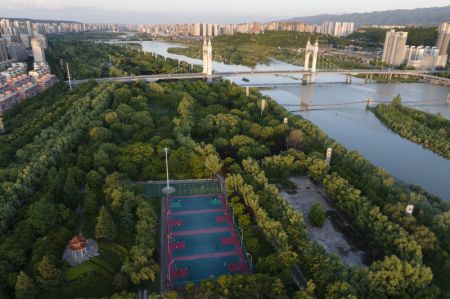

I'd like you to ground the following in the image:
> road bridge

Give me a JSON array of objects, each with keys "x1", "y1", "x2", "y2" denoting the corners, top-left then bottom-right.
[
  {"x1": 69, "y1": 69, "x2": 450, "y2": 86},
  {"x1": 68, "y1": 38, "x2": 450, "y2": 86}
]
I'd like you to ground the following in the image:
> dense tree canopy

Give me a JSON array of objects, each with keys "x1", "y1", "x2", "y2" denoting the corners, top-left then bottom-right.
[{"x1": 372, "y1": 96, "x2": 450, "y2": 159}]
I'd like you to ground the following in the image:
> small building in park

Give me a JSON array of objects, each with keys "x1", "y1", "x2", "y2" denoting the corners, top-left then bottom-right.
[{"x1": 62, "y1": 234, "x2": 99, "y2": 266}]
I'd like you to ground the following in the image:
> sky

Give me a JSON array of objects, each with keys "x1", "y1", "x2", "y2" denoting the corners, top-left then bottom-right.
[{"x1": 2, "y1": 0, "x2": 450, "y2": 24}]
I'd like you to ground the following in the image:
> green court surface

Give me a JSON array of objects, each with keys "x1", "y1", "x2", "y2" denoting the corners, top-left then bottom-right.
[
  {"x1": 169, "y1": 195, "x2": 223, "y2": 212},
  {"x1": 143, "y1": 180, "x2": 221, "y2": 198}
]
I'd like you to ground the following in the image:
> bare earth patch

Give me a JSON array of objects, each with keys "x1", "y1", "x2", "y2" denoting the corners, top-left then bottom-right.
[{"x1": 280, "y1": 176, "x2": 368, "y2": 267}]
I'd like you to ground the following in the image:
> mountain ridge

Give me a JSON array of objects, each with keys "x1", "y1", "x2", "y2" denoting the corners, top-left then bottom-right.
[{"x1": 280, "y1": 6, "x2": 450, "y2": 26}]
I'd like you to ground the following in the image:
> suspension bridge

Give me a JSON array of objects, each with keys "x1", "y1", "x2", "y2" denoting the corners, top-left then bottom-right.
[{"x1": 68, "y1": 38, "x2": 450, "y2": 86}]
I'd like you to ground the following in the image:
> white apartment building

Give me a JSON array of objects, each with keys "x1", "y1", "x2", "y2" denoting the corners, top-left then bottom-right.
[
  {"x1": 31, "y1": 38, "x2": 46, "y2": 63},
  {"x1": 382, "y1": 30, "x2": 408, "y2": 66},
  {"x1": 436, "y1": 22, "x2": 450, "y2": 64},
  {"x1": 404, "y1": 46, "x2": 447, "y2": 70},
  {"x1": 320, "y1": 21, "x2": 355, "y2": 37}
]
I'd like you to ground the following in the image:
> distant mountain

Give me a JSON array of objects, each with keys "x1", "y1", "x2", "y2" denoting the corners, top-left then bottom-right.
[{"x1": 281, "y1": 6, "x2": 450, "y2": 26}]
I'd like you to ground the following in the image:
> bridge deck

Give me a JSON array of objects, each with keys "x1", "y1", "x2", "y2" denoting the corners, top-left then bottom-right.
[{"x1": 68, "y1": 70, "x2": 450, "y2": 86}]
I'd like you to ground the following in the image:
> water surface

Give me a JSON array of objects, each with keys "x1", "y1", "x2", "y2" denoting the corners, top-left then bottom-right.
[{"x1": 140, "y1": 41, "x2": 450, "y2": 200}]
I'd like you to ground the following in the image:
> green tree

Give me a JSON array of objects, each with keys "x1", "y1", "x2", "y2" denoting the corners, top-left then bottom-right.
[
  {"x1": 256, "y1": 251, "x2": 298, "y2": 282},
  {"x1": 368, "y1": 255, "x2": 433, "y2": 297},
  {"x1": 89, "y1": 126, "x2": 112, "y2": 142},
  {"x1": 63, "y1": 168, "x2": 80, "y2": 205},
  {"x1": 412, "y1": 225, "x2": 437, "y2": 251},
  {"x1": 294, "y1": 280, "x2": 315, "y2": 299},
  {"x1": 35, "y1": 256, "x2": 61, "y2": 289},
  {"x1": 95, "y1": 206, "x2": 117, "y2": 241},
  {"x1": 15, "y1": 271, "x2": 36, "y2": 299},
  {"x1": 105, "y1": 111, "x2": 119, "y2": 124},
  {"x1": 286, "y1": 129, "x2": 304, "y2": 148},
  {"x1": 308, "y1": 203, "x2": 326, "y2": 227},
  {"x1": 26, "y1": 199, "x2": 58, "y2": 235},
  {"x1": 392, "y1": 94, "x2": 402, "y2": 107},
  {"x1": 204, "y1": 154, "x2": 223, "y2": 178},
  {"x1": 325, "y1": 281, "x2": 356, "y2": 299}
]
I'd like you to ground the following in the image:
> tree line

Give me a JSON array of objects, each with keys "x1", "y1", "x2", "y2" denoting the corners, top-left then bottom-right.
[
  {"x1": 46, "y1": 33, "x2": 199, "y2": 80},
  {"x1": 371, "y1": 95, "x2": 450, "y2": 159}
]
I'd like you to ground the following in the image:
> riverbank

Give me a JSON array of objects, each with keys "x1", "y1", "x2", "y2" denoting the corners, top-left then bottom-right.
[
  {"x1": 369, "y1": 100, "x2": 450, "y2": 159},
  {"x1": 355, "y1": 73, "x2": 419, "y2": 83}
]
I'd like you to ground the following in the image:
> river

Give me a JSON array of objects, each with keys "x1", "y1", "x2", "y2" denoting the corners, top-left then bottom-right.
[{"x1": 140, "y1": 40, "x2": 450, "y2": 200}]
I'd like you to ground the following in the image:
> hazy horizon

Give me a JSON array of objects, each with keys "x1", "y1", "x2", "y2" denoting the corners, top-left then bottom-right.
[{"x1": 1, "y1": 0, "x2": 450, "y2": 24}]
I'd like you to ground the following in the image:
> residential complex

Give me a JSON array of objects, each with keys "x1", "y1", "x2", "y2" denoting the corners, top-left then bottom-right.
[
  {"x1": 138, "y1": 22, "x2": 265, "y2": 37},
  {"x1": 404, "y1": 46, "x2": 448, "y2": 70},
  {"x1": 138, "y1": 21, "x2": 353, "y2": 37},
  {"x1": 0, "y1": 18, "x2": 123, "y2": 68},
  {"x1": 266, "y1": 22, "x2": 317, "y2": 33},
  {"x1": 0, "y1": 62, "x2": 57, "y2": 113},
  {"x1": 319, "y1": 21, "x2": 355, "y2": 37},
  {"x1": 0, "y1": 18, "x2": 61, "y2": 112},
  {"x1": 382, "y1": 24, "x2": 449, "y2": 69}
]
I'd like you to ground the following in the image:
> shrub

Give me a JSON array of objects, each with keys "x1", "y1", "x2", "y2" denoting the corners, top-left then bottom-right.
[{"x1": 308, "y1": 203, "x2": 326, "y2": 227}]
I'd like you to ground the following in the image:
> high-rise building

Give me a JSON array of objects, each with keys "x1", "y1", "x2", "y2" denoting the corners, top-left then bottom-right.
[
  {"x1": 25, "y1": 21, "x2": 33, "y2": 36},
  {"x1": 19, "y1": 34, "x2": 31, "y2": 48},
  {"x1": 31, "y1": 38, "x2": 45, "y2": 63},
  {"x1": 436, "y1": 22, "x2": 450, "y2": 63},
  {"x1": 319, "y1": 21, "x2": 355, "y2": 37},
  {"x1": 6, "y1": 43, "x2": 28, "y2": 62},
  {"x1": 342, "y1": 22, "x2": 355, "y2": 37},
  {"x1": 190, "y1": 23, "x2": 220, "y2": 37},
  {"x1": 0, "y1": 38, "x2": 8, "y2": 62},
  {"x1": 192, "y1": 23, "x2": 201, "y2": 36},
  {"x1": 32, "y1": 32, "x2": 47, "y2": 49},
  {"x1": 404, "y1": 45, "x2": 444, "y2": 70},
  {"x1": 382, "y1": 30, "x2": 408, "y2": 66}
]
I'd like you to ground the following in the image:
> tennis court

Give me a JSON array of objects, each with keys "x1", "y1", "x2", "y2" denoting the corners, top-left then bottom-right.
[
  {"x1": 163, "y1": 182, "x2": 250, "y2": 290},
  {"x1": 168, "y1": 211, "x2": 232, "y2": 233},
  {"x1": 171, "y1": 255, "x2": 248, "y2": 289},
  {"x1": 168, "y1": 194, "x2": 224, "y2": 213},
  {"x1": 144, "y1": 180, "x2": 221, "y2": 198},
  {"x1": 170, "y1": 231, "x2": 238, "y2": 257}
]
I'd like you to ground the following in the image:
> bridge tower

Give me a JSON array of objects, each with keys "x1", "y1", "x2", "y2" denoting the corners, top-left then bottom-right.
[
  {"x1": 202, "y1": 38, "x2": 212, "y2": 76},
  {"x1": 303, "y1": 38, "x2": 319, "y2": 83}
]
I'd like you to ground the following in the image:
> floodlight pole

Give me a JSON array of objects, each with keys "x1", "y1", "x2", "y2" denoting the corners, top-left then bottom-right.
[
  {"x1": 239, "y1": 227, "x2": 244, "y2": 245},
  {"x1": 66, "y1": 63, "x2": 72, "y2": 90},
  {"x1": 165, "y1": 147, "x2": 170, "y2": 191},
  {"x1": 246, "y1": 252, "x2": 253, "y2": 273}
]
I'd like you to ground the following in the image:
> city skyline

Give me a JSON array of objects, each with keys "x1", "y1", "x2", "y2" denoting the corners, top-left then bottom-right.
[{"x1": 2, "y1": 0, "x2": 450, "y2": 24}]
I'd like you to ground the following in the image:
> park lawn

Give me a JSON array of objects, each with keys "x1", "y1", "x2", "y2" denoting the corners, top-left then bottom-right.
[{"x1": 39, "y1": 248, "x2": 123, "y2": 299}]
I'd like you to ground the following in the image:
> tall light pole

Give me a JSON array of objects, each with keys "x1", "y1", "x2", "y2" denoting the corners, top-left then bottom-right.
[
  {"x1": 165, "y1": 147, "x2": 170, "y2": 190},
  {"x1": 66, "y1": 63, "x2": 72, "y2": 90},
  {"x1": 239, "y1": 227, "x2": 244, "y2": 245},
  {"x1": 162, "y1": 147, "x2": 175, "y2": 194}
]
